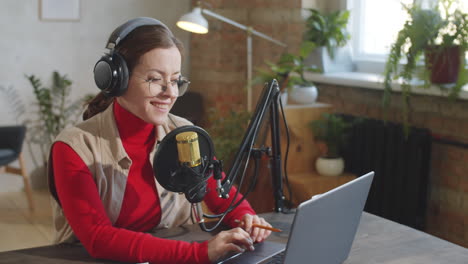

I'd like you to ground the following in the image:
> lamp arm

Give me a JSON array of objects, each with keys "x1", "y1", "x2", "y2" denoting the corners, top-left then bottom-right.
[
  {"x1": 249, "y1": 28, "x2": 287, "y2": 47},
  {"x1": 201, "y1": 9, "x2": 287, "y2": 47},
  {"x1": 202, "y1": 9, "x2": 249, "y2": 31}
]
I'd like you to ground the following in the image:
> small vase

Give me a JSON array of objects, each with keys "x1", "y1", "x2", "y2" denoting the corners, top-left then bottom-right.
[
  {"x1": 315, "y1": 157, "x2": 344, "y2": 176},
  {"x1": 289, "y1": 85, "x2": 318, "y2": 104},
  {"x1": 279, "y1": 91, "x2": 288, "y2": 106},
  {"x1": 304, "y1": 46, "x2": 354, "y2": 73}
]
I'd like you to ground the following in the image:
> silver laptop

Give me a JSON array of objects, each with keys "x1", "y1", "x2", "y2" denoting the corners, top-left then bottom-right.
[{"x1": 220, "y1": 171, "x2": 374, "y2": 264}]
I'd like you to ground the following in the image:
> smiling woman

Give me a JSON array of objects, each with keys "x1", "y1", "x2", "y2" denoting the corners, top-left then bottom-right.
[
  {"x1": 116, "y1": 46, "x2": 182, "y2": 125},
  {"x1": 47, "y1": 17, "x2": 271, "y2": 264}
]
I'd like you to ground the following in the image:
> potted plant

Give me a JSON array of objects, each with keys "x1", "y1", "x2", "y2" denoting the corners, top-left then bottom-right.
[
  {"x1": 309, "y1": 113, "x2": 351, "y2": 176},
  {"x1": 25, "y1": 72, "x2": 94, "y2": 163},
  {"x1": 25, "y1": 72, "x2": 93, "y2": 188},
  {"x1": 383, "y1": 0, "x2": 468, "y2": 127},
  {"x1": 303, "y1": 8, "x2": 352, "y2": 73},
  {"x1": 1, "y1": 72, "x2": 92, "y2": 189},
  {"x1": 255, "y1": 41, "x2": 320, "y2": 104}
]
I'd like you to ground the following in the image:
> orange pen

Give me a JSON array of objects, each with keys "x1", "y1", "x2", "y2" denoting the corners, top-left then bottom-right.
[{"x1": 234, "y1": 219, "x2": 282, "y2": 232}]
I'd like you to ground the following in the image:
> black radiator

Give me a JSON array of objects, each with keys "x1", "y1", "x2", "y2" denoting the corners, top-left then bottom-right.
[{"x1": 340, "y1": 114, "x2": 432, "y2": 231}]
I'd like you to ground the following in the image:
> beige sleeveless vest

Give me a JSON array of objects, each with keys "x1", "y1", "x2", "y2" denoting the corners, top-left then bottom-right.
[{"x1": 48, "y1": 103, "x2": 193, "y2": 243}]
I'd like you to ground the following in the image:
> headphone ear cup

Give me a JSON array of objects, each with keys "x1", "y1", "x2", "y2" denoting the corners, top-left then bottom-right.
[
  {"x1": 111, "y1": 52, "x2": 129, "y2": 97},
  {"x1": 93, "y1": 52, "x2": 129, "y2": 97}
]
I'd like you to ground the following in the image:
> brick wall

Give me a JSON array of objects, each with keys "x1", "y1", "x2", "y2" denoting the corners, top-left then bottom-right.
[
  {"x1": 317, "y1": 83, "x2": 468, "y2": 248},
  {"x1": 188, "y1": 0, "x2": 304, "y2": 114},
  {"x1": 185, "y1": 0, "x2": 468, "y2": 249}
]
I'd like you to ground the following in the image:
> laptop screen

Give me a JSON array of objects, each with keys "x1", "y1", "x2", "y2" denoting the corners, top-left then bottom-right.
[{"x1": 220, "y1": 171, "x2": 374, "y2": 264}]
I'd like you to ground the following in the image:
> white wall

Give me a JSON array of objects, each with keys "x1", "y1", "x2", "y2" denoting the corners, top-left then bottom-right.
[{"x1": 0, "y1": 0, "x2": 191, "y2": 182}]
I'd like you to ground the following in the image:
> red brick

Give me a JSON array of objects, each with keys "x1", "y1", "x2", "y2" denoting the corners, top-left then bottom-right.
[
  {"x1": 426, "y1": 115, "x2": 445, "y2": 133},
  {"x1": 439, "y1": 175, "x2": 459, "y2": 190},
  {"x1": 365, "y1": 106, "x2": 381, "y2": 120},
  {"x1": 459, "y1": 122, "x2": 468, "y2": 142},
  {"x1": 460, "y1": 173, "x2": 468, "y2": 193},
  {"x1": 408, "y1": 111, "x2": 427, "y2": 129},
  {"x1": 461, "y1": 192, "x2": 468, "y2": 214},
  {"x1": 439, "y1": 165, "x2": 461, "y2": 190},
  {"x1": 464, "y1": 214, "x2": 468, "y2": 242},
  {"x1": 442, "y1": 117, "x2": 463, "y2": 138},
  {"x1": 445, "y1": 210, "x2": 465, "y2": 238},
  {"x1": 191, "y1": 54, "x2": 245, "y2": 72},
  {"x1": 223, "y1": 0, "x2": 301, "y2": 9},
  {"x1": 437, "y1": 187, "x2": 462, "y2": 211}
]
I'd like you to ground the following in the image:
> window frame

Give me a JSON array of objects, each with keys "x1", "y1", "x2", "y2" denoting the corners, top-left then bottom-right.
[{"x1": 347, "y1": 0, "x2": 400, "y2": 74}]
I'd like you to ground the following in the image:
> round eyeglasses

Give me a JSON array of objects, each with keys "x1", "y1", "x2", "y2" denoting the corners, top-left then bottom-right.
[{"x1": 141, "y1": 75, "x2": 190, "y2": 97}]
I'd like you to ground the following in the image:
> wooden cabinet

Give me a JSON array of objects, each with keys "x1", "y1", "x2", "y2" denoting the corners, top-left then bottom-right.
[
  {"x1": 280, "y1": 103, "x2": 332, "y2": 174},
  {"x1": 286, "y1": 172, "x2": 356, "y2": 207}
]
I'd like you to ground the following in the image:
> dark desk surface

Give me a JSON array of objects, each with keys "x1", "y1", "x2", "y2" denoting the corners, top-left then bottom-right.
[{"x1": 0, "y1": 212, "x2": 467, "y2": 264}]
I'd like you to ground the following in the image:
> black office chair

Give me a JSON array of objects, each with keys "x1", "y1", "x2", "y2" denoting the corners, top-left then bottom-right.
[
  {"x1": 0, "y1": 126, "x2": 34, "y2": 210},
  {"x1": 171, "y1": 91, "x2": 205, "y2": 126}
]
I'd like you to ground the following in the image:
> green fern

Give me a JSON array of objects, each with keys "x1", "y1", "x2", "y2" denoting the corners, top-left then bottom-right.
[{"x1": 383, "y1": 0, "x2": 468, "y2": 135}]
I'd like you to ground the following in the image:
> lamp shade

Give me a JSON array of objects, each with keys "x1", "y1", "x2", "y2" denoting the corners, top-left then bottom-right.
[{"x1": 176, "y1": 7, "x2": 209, "y2": 34}]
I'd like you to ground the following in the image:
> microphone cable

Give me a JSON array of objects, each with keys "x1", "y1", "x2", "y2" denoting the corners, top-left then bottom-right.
[{"x1": 278, "y1": 95, "x2": 294, "y2": 213}]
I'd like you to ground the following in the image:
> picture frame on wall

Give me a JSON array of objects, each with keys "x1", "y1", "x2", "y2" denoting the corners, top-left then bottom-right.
[{"x1": 39, "y1": 0, "x2": 80, "y2": 22}]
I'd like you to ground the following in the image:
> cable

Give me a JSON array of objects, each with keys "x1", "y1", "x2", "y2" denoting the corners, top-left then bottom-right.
[{"x1": 278, "y1": 96, "x2": 293, "y2": 210}]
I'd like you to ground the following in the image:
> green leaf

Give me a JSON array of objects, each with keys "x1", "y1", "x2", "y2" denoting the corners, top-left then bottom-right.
[{"x1": 303, "y1": 8, "x2": 350, "y2": 59}]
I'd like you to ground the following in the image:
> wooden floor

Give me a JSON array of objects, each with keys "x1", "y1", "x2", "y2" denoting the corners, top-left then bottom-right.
[{"x1": 0, "y1": 174, "x2": 53, "y2": 252}]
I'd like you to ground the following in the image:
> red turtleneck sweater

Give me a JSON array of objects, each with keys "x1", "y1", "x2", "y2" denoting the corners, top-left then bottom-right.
[{"x1": 52, "y1": 101, "x2": 255, "y2": 263}]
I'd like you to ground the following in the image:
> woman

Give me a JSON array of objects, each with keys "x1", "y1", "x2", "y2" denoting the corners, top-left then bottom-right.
[{"x1": 48, "y1": 18, "x2": 272, "y2": 263}]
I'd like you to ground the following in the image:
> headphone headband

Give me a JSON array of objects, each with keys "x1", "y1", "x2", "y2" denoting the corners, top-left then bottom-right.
[
  {"x1": 94, "y1": 17, "x2": 183, "y2": 97},
  {"x1": 106, "y1": 17, "x2": 174, "y2": 49}
]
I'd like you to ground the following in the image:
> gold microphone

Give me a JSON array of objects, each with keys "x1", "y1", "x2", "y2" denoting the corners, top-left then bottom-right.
[
  {"x1": 176, "y1": 131, "x2": 206, "y2": 219},
  {"x1": 176, "y1": 131, "x2": 201, "y2": 167}
]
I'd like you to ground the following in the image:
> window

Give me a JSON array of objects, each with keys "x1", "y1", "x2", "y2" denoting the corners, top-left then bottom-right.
[{"x1": 347, "y1": 0, "x2": 468, "y2": 74}]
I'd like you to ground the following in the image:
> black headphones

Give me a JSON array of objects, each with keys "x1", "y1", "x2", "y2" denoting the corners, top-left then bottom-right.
[{"x1": 93, "y1": 17, "x2": 174, "y2": 97}]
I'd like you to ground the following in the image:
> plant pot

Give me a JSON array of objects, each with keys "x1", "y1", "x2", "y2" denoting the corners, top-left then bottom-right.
[
  {"x1": 425, "y1": 45, "x2": 461, "y2": 84},
  {"x1": 304, "y1": 46, "x2": 354, "y2": 73},
  {"x1": 289, "y1": 85, "x2": 318, "y2": 104},
  {"x1": 279, "y1": 91, "x2": 288, "y2": 106},
  {"x1": 315, "y1": 156, "x2": 344, "y2": 176}
]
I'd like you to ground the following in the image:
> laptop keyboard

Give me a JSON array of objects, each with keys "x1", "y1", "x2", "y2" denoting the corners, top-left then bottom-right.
[{"x1": 263, "y1": 251, "x2": 285, "y2": 264}]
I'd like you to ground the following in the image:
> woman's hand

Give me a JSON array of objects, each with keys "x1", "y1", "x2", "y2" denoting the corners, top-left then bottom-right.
[
  {"x1": 207, "y1": 227, "x2": 255, "y2": 263},
  {"x1": 237, "y1": 214, "x2": 272, "y2": 243}
]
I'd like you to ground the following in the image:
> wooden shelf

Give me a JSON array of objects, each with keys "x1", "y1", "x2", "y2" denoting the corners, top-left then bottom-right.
[{"x1": 280, "y1": 103, "x2": 332, "y2": 174}]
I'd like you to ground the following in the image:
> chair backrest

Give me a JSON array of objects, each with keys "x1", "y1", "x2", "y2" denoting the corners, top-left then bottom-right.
[
  {"x1": 0, "y1": 126, "x2": 27, "y2": 155},
  {"x1": 170, "y1": 91, "x2": 205, "y2": 126}
]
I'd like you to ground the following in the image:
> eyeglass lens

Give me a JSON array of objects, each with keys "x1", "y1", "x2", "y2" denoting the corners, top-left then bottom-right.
[{"x1": 147, "y1": 76, "x2": 190, "y2": 97}]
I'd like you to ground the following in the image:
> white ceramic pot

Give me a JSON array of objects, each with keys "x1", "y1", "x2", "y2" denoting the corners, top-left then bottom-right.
[
  {"x1": 279, "y1": 91, "x2": 288, "y2": 106},
  {"x1": 304, "y1": 46, "x2": 354, "y2": 73},
  {"x1": 315, "y1": 157, "x2": 344, "y2": 176},
  {"x1": 289, "y1": 85, "x2": 318, "y2": 104}
]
